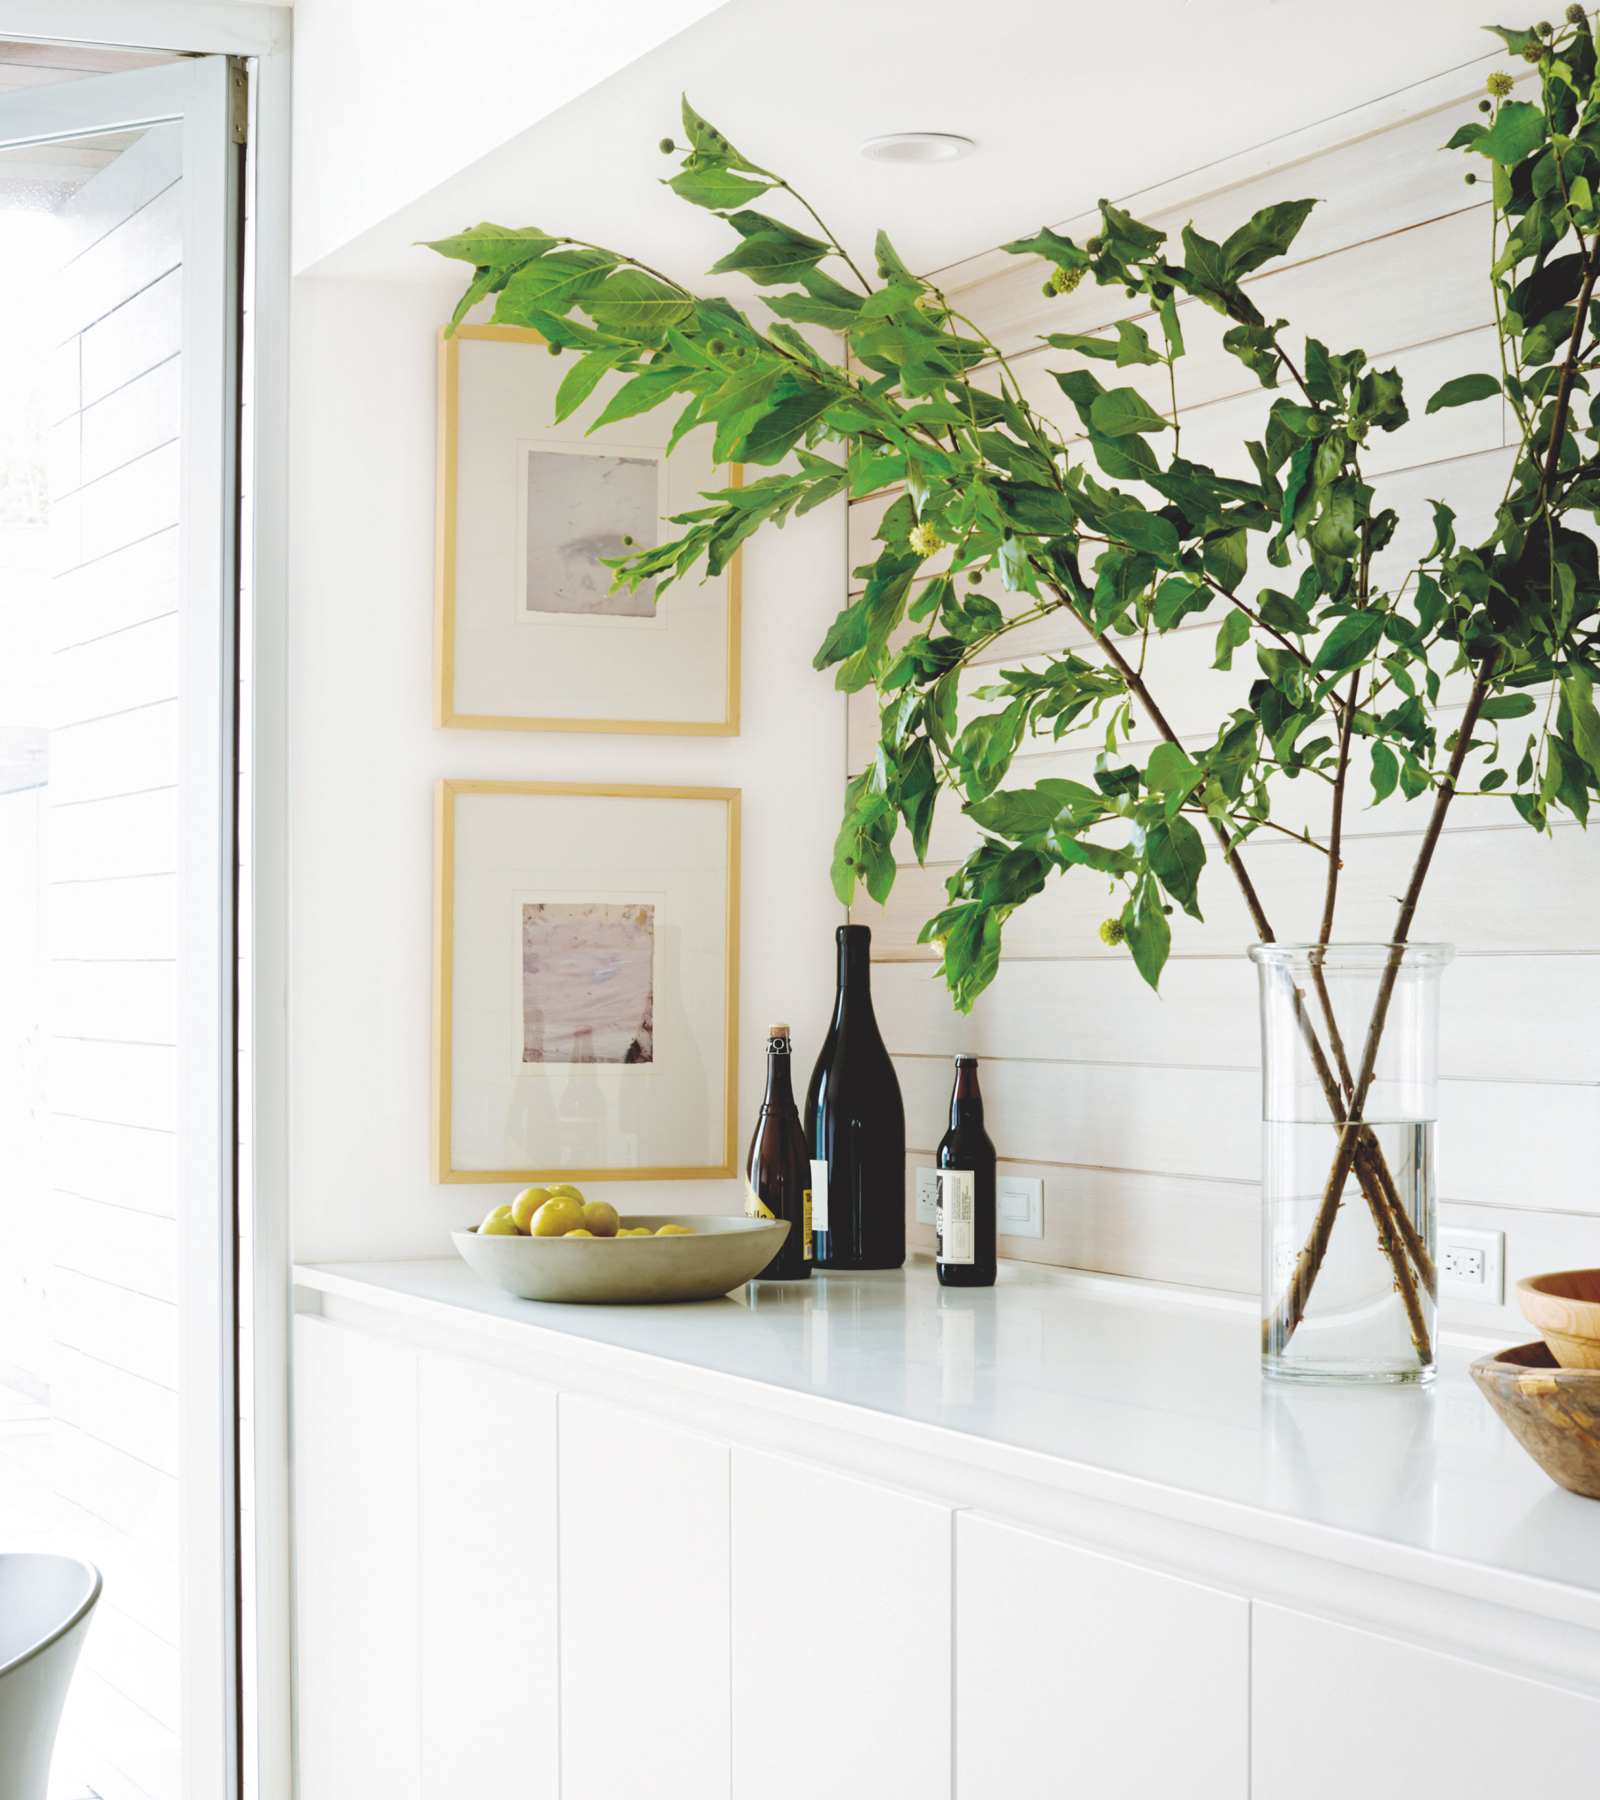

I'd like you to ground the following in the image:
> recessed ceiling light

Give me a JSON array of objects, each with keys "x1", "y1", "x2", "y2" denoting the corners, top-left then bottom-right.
[{"x1": 859, "y1": 133, "x2": 976, "y2": 165}]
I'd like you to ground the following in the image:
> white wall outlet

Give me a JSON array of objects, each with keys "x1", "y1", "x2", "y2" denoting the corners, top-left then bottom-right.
[
  {"x1": 1438, "y1": 1226, "x2": 1505, "y2": 1305},
  {"x1": 915, "y1": 1167, "x2": 939, "y2": 1226},
  {"x1": 997, "y1": 1176, "x2": 1044, "y2": 1240}
]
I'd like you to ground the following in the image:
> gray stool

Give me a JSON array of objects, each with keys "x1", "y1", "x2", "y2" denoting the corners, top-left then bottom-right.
[{"x1": 0, "y1": 1555, "x2": 101, "y2": 1800}]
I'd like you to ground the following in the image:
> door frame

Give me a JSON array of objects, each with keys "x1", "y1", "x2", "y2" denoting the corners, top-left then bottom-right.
[{"x1": 0, "y1": 10, "x2": 293, "y2": 1800}]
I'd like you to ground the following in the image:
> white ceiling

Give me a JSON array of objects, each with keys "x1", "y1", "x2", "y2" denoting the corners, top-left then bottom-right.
[{"x1": 308, "y1": 0, "x2": 1505, "y2": 289}]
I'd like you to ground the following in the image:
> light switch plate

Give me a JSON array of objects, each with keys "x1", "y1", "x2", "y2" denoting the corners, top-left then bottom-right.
[
  {"x1": 915, "y1": 1167, "x2": 939, "y2": 1226},
  {"x1": 1438, "y1": 1225, "x2": 1505, "y2": 1305},
  {"x1": 998, "y1": 1176, "x2": 1044, "y2": 1240}
]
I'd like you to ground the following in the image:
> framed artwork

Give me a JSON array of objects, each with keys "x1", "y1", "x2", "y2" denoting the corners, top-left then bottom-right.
[
  {"x1": 433, "y1": 780, "x2": 740, "y2": 1183},
  {"x1": 435, "y1": 324, "x2": 741, "y2": 734}
]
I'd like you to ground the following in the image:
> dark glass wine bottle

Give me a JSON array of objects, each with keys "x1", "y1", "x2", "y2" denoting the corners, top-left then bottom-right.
[
  {"x1": 936, "y1": 1054, "x2": 996, "y2": 1288},
  {"x1": 805, "y1": 925, "x2": 905, "y2": 1270},
  {"x1": 744, "y1": 1023, "x2": 812, "y2": 1280}
]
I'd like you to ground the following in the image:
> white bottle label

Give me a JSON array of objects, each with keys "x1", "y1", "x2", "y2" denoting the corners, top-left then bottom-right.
[
  {"x1": 938, "y1": 1170, "x2": 975, "y2": 1265},
  {"x1": 809, "y1": 1160, "x2": 829, "y2": 1233}
]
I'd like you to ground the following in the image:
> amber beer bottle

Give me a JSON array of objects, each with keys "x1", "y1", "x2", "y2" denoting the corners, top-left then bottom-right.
[
  {"x1": 805, "y1": 925, "x2": 906, "y2": 1269},
  {"x1": 936, "y1": 1055, "x2": 997, "y2": 1288},
  {"x1": 744, "y1": 1024, "x2": 812, "y2": 1280}
]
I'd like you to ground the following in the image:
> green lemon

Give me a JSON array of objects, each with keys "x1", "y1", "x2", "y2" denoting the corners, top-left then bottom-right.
[
  {"x1": 511, "y1": 1186, "x2": 550, "y2": 1231},
  {"x1": 529, "y1": 1197, "x2": 586, "y2": 1237}
]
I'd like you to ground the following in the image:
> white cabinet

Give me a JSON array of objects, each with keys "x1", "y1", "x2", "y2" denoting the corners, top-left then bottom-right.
[
  {"x1": 293, "y1": 1317, "x2": 422, "y2": 1800},
  {"x1": 955, "y1": 1514, "x2": 1249, "y2": 1800},
  {"x1": 558, "y1": 1394, "x2": 732, "y2": 1800},
  {"x1": 417, "y1": 1353, "x2": 559, "y2": 1799},
  {"x1": 1252, "y1": 1603, "x2": 1600, "y2": 1799},
  {"x1": 293, "y1": 1320, "x2": 561, "y2": 1800},
  {"x1": 730, "y1": 1448, "x2": 953, "y2": 1800}
]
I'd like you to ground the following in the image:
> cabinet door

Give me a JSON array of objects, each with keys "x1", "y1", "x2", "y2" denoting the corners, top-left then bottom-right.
[
  {"x1": 558, "y1": 1394, "x2": 731, "y2": 1800},
  {"x1": 1252, "y1": 1603, "x2": 1600, "y2": 1798},
  {"x1": 956, "y1": 1514, "x2": 1249, "y2": 1800},
  {"x1": 730, "y1": 1448, "x2": 953, "y2": 1800},
  {"x1": 417, "y1": 1352, "x2": 559, "y2": 1799},
  {"x1": 293, "y1": 1316, "x2": 421, "y2": 1800}
]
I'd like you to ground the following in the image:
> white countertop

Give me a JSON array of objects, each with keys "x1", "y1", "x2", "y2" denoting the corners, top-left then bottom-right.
[{"x1": 295, "y1": 1252, "x2": 1600, "y2": 1628}]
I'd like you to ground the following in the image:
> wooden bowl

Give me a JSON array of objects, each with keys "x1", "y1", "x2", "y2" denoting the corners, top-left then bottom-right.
[
  {"x1": 1470, "y1": 1341, "x2": 1600, "y2": 1499},
  {"x1": 453, "y1": 1214, "x2": 790, "y2": 1305},
  {"x1": 1516, "y1": 1269, "x2": 1600, "y2": 1370}
]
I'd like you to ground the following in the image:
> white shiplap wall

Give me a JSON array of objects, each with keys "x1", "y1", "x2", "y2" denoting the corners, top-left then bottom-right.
[
  {"x1": 44, "y1": 123, "x2": 186, "y2": 1800},
  {"x1": 850, "y1": 65, "x2": 1600, "y2": 1333}
]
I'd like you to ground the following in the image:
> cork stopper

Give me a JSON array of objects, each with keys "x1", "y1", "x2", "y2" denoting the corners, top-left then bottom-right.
[{"x1": 769, "y1": 1022, "x2": 790, "y2": 1040}]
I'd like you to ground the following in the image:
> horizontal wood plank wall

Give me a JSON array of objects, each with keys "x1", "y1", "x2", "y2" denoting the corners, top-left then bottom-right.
[{"x1": 847, "y1": 65, "x2": 1600, "y2": 1329}]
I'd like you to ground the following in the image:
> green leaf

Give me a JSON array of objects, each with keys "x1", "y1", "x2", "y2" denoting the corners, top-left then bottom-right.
[
  {"x1": 1054, "y1": 835, "x2": 1138, "y2": 875},
  {"x1": 1090, "y1": 387, "x2": 1173, "y2": 437},
  {"x1": 1145, "y1": 816, "x2": 1206, "y2": 919},
  {"x1": 1471, "y1": 101, "x2": 1546, "y2": 165},
  {"x1": 1124, "y1": 877, "x2": 1172, "y2": 991},
  {"x1": 1221, "y1": 199, "x2": 1319, "y2": 278},
  {"x1": 581, "y1": 269, "x2": 695, "y2": 336},
  {"x1": 679, "y1": 97, "x2": 767, "y2": 173},
  {"x1": 1424, "y1": 372, "x2": 1501, "y2": 415},
  {"x1": 1369, "y1": 741, "x2": 1399, "y2": 803},
  {"x1": 423, "y1": 223, "x2": 559, "y2": 267},
  {"x1": 589, "y1": 365, "x2": 696, "y2": 431},
  {"x1": 830, "y1": 776, "x2": 897, "y2": 905},
  {"x1": 1213, "y1": 607, "x2": 1252, "y2": 670},
  {"x1": 1478, "y1": 693, "x2": 1539, "y2": 721},
  {"x1": 1314, "y1": 610, "x2": 1386, "y2": 672},
  {"x1": 1000, "y1": 224, "x2": 1090, "y2": 269},
  {"x1": 1103, "y1": 506, "x2": 1179, "y2": 558},
  {"x1": 708, "y1": 232, "x2": 828, "y2": 286},
  {"x1": 1203, "y1": 527, "x2": 1250, "y2": 595},
  {"x1": 666, "y1": 164, "x2": 771, "y2": 210},
  {"x1": 1562, "y1": 667, "x2": 1600, "y2": 781},
  {"x1": 552, "y1": 349, "x2": 629, "y2": 422},
  {"x1": 741, "y1": 386, "x2": 836, "y2": 464},
  {"x1": 1145, "y1": 741, "x2": 1201, "y2": 797},
  {"x1": 1045, "y1": 321, "x2": 1164, "y2": 368}
]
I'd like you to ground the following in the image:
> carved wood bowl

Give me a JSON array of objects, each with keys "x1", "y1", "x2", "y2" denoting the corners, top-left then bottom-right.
[
  {"x1": 1470, "y1": 1341, "x2": 1600, "y2": 1500},
  {"x1": 1516, "y1": 1269, "x2": 1600, "y2": 1370}
]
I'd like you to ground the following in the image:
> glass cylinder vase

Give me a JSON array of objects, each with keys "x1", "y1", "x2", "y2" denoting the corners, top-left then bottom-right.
[{"x1": 1248, "y1": 942, "x2": 1454, "y2": 1386}]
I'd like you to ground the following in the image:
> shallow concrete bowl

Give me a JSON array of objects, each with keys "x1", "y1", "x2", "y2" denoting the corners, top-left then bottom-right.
[{"x1": 453, "y1": 1214, "x2": 790, "y2": 1304}]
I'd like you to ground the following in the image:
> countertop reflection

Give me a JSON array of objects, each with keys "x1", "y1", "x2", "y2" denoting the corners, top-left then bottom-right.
[{"x1": 298, "y1": 1252, "x2": 1600, "y2": 1617}]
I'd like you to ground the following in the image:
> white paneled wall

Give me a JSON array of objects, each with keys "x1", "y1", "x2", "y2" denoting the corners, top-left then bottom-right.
[
  {"x1": 847, "y1": 71, "x2": 1600, "y2": 1325},
  {"x1": 43, "y1": 121, "x2": 186, "y2": 1800}
]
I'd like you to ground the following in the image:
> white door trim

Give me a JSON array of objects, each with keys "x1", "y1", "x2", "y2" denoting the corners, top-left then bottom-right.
[{"x1": 0, "y1": 0, "x2": 287, "y2": 56}]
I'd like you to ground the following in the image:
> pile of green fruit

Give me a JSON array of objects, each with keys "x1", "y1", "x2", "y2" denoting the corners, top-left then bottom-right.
[{"x1": 477, "y1": 1184, "x2": 695, "y2": 1240}]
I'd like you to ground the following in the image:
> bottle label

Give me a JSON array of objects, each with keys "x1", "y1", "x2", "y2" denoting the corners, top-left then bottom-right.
[
  {"x1": 938, "y1": 1170, "x2": 975, "y2": 1265},
  {"x1": 809, "y1": 1160, "x2": 829, "y2": 1233},
  {"x1": 744, "y1": 1177, "x2": 776, "y2": 1221},
  {"x1": 802, "y1": 1189, "x2": 813, "y2": 1260}
]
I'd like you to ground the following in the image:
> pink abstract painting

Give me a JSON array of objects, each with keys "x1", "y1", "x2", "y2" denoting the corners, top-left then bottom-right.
[{"x1": 521, "y1": 901, "x2": 655, "y2": 1065}]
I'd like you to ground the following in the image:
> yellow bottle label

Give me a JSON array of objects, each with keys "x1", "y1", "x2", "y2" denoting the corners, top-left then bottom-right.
[
  {"x1": 744, "y1": 1177, "x2": 776, "y2": 1220},
  {"x1": 803, "y1": 1189, "x2": 813, "y2": 1260}
]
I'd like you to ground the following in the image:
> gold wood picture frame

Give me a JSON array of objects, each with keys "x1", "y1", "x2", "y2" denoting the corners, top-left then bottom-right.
[
  {"x1": 433, "y1": 780, "x2": 741, "y2": 1184},
  {"x1": 435, "y1": 324, "x2": 742, "y2": 735}
]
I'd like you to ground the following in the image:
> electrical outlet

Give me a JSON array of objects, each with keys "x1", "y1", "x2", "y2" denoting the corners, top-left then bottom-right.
[
  {"x1": 915, "y1": 1167, "x2": 939, "y2": 1226},
  {"x1": 998, "y1": 1176, "x2": 1044, "y2": 1239},
  {"x1": 1438, "y1": 1226, "x2": 1505, "y2": 1305}
]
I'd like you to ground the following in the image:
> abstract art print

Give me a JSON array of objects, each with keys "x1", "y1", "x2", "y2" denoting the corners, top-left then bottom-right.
[
  {"x1": 436, "y1": 325, "x2": 740, "y2": 733},
  {"x1": 434, "y1": 780, "x2": 739, "y2": 1182},
  {"x1": 519, "y1": 899, "x2": 656, "y2": 1067},
  {"x1": 518, "y1": 448, "x2": 660, "y2": 622}
]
